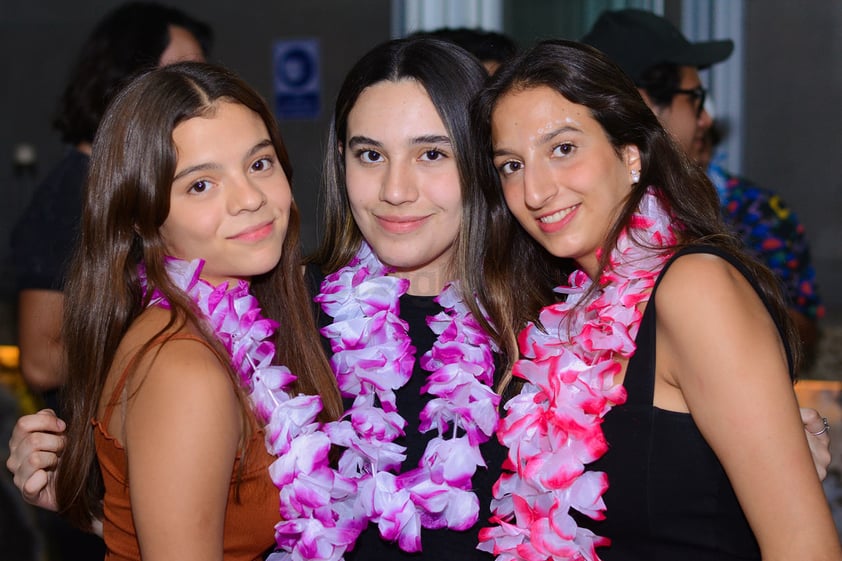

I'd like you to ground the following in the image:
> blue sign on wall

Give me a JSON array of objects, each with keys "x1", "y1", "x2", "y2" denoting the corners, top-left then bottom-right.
[{"x1": 273, "y1": 39, "x2": 320, "y2": 120}]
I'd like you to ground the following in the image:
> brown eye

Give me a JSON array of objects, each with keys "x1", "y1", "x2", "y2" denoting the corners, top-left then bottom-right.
[
  {"x1": 251, "y1": 157, "x2": 273, "y2": 172},
  {"x1": 359, "y1": 150, "x2": 382, "y2": 163},
  {"x1": 498, "y1": 160, "x2": 522, "y2": 176},
  {"x1": 553, "y1": 143, "x2": 575, "y2": 157},
  {"x1": 422, "y1": 149, "x2": 445, "y2": 161},
  {"x1": 189, "y1": 180, "x2": 209, "y2": 193}
]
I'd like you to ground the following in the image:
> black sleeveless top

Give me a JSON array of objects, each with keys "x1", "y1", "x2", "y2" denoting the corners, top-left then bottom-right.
[
  {"x1": 305, "y1": 263, "x2": 503, "y2": 559},
  {"x1": 580, "y1": 246, "x2": 790, "y2": 561}
]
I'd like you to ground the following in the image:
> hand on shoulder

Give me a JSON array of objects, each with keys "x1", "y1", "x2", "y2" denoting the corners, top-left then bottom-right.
[{"x1": 6, "y1": 409, "x2": 65, "y2": 511}]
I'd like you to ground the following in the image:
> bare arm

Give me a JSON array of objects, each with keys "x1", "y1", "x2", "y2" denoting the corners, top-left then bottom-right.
[
  {"x1": 124, "y1": 339, "x2": 241, "y2": 561},
  {"x1": 656, "y1": 253, "x2": 840, "y2": 561},
  {"x1": 17, "y1": 290, "x2": 65, "y2": 392}
]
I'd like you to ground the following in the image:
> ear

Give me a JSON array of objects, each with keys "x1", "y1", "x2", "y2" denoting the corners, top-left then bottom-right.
[
  {"x1": 623, "y1": 144, "x2": 641, "y2": 180},
  {"x1": 338, "y1": 140, "x2": 344, "y2": 158}
]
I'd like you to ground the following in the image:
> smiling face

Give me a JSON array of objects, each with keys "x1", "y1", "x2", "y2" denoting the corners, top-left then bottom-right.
[
  {"x1": 343, "y1": 78, "x2": 462, "y2": 295},
  {"x1": 491, "y1": 86, "x2": 640, "y2": 278},
  {"x1": 160, "y1": 101, "x2": 291, "y2": 285}
]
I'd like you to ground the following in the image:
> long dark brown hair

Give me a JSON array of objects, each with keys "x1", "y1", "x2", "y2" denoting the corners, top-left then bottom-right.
[
  {"x1": 310, "y1": 37, "x2": 486, "y2": 272},
  {"x1": 468, "y1": 40, "x2": 800, "y2": 392},
  {"x1": 55, "y1": 61, "x2": 342, "y2": 529}
]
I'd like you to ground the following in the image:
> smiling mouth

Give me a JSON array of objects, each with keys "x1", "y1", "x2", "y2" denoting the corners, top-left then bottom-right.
[
  {"x1": 231, "y1": 220, "x2": 274, "y2": 241},
  {"x1": 375, "y1": 215, "x2": 430, "y2": 233},
  {"x1": 539, "y1": 205, "x2": 578, "y2": 224}
]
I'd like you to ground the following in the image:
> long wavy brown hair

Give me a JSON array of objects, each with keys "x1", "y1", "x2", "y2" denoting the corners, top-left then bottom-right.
[
  {"x1": 55, "y1": 61, "x2": 342, "y2": 530},
  {"x1": 468, "y1": 40, "x2": 800, "y2": 394}
]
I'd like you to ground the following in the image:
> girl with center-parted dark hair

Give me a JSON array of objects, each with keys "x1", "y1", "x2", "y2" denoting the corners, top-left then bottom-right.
[{"x1": 305, "y1": 37, "x2": 509, "y2": 560}]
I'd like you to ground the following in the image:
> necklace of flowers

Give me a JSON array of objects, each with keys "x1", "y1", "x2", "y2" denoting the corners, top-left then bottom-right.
[
  {"x1": 141, "y1": 258, "x2": 363, "y2": 561},
  {"x1": 315, "y1": 241, "x2": 500, "y2": 553},
  {"x1": 477, "y1": 190, "x2": 677, "y2": 561}
]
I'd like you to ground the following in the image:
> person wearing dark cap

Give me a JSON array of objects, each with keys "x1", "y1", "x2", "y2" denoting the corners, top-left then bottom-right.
[{"x1": 582, "y1": 9, "x2": 824, "y2": 364}]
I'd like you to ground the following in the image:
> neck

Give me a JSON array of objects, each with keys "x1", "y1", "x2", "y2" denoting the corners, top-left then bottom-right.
[
  {"x1": 576, "y1": 255, "x2": 599, "y2": 280},
  {"x1": 390, "y1": 265, "x2": 451, "y2": 296}
]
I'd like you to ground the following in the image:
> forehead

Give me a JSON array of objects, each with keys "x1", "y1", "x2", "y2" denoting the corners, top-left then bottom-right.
[
  {"x1": 678, "y1": 65, "x2": 703, "y2": 88},
  {"x1": 348, "y1": 79, "x2": 446, "y2": 133},
  {"x1": 492, "y1": 86, "x2": 597, "y2": 135},
  {"x1": 172, "y1": 102, "x2": 267, "y2": 158}
]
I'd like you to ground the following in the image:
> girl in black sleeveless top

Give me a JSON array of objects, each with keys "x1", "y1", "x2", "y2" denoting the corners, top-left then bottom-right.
[{"x1": 470, "y1": 40, "x2": 840, "y2": 560}]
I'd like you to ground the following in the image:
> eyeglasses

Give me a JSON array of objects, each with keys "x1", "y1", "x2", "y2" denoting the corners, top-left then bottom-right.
[{"x1": 671, "y1": 86, "x2": 707, "y2": 118}]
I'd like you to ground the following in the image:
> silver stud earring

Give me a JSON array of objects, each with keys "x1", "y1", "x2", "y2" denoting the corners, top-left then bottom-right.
[{"x1": 631, "y1": 169, "x2": 641, "y2": 183}]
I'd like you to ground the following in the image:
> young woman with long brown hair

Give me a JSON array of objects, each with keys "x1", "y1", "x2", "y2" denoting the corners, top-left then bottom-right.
[{"x1": 44, "y1": 61, "x2": 341, "y2": 560}]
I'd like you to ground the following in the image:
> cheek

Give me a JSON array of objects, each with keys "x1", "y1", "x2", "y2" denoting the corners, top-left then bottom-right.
[
  {"x1": 427, "y1": 166, "x2": 462, "y2": 209},
  {"x1": 501, "y1": 184, "x2": 531, "y2": 227},
  {"x1": 271, "y1": 181, "x2": 293, "y2": 213},
  {"x1": 344, "y1": 169, "x2": 372, "y2": 210},
  {"x1": 158, "y1": 220, "x2": 190, "y2": 259}
]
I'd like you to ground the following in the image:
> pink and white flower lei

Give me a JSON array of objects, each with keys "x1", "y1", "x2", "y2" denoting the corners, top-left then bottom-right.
[
  {"x1": 315, "y1": 241, "x2": 500, "y2": 553},
  {"x1": 141, "y1": 259, "x2": 362, "y2": 561},
  {"x1": 477, "y1": 190, "x2": 677, "y2": 561}
]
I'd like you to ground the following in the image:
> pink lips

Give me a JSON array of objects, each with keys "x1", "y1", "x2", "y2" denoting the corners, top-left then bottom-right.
[
  {"x1": 230, "y1": 220, "x2": 274, "y2": 242},
  {"x1": 536, "y1": 204, "x2": 579, "y2": 234},
  {"x1": 375, "y1": 215, "x2": 430, "y2": 234}
]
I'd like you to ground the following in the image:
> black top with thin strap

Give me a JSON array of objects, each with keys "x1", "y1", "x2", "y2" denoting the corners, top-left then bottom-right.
[
  {"x1": 581, "y1": 246, "x2": 791, "y2": 561},
  {"x1": 306, "y1": 263, "x2": 503, "y2": 559}
]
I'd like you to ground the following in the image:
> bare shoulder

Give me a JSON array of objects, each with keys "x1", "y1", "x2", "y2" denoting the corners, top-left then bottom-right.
[
  {"x1": 654, "y1": 251, "x2": 763, "y2": 323},
  {"x1": 113, "y1": 307, "x2": 238, "y2": 427},
  {"x1": 654, "y1": 250, "x2": 787, "y2": 390},
  {"x1": 132, "y1": 312, "x2": 229, "y2": 391}
]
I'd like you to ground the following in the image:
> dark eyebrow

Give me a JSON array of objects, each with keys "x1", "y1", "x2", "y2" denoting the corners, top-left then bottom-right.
[
  {"x1": 493, "y1": 126, "x2": 581, "y2": 158},
  {"x1": 346, "y1": 135, "x2": 382, "y2": 150},
  {"x1": 537, "y1": 125, "x2": 580, "y2": 145},
  {"x1": 172, "y1": 139, "x2": 273, "y2": 181},
  {"x1": 346, "y1": 134, "x2": 452, "y2": 150},
  {"x1": 246, "y1": 139, "x2": 274, "y2": 160},
  {"x1": 411, "y1": 134, "x2": 451, "y2": 146}
]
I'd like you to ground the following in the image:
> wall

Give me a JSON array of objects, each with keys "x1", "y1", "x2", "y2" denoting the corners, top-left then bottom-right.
[
  {"x1": 0, "y1": 0, "x2": 393, "y2": 343},
  {"x1": 743, "y1": 1, "x2": 842, "y2": 321}
]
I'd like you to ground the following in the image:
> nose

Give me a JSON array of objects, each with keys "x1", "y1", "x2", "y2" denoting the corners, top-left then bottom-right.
[
  {"x1": 522, "y1": 160, "x2": 558, "y2": 210},
  {"x1": 228, "y1": 173, "x2": 266, "y2": 214},
  {"x1": 380, "y1": 160, "x2": 418, "y2": 205},
  {"x1": 698, "y1": 106, "x2": 713, "y2": 130}
]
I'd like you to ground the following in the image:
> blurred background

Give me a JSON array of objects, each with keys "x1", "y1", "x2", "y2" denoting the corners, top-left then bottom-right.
[
  {"x1": 0, "y1": 0, "x2": 839, "y2": 362},
  {"x1": 1, "y1": 0, "x2": 839, "y2": 365},
  {"x1": 0, "y1": 0, "x2": 840, "y2": 556}
]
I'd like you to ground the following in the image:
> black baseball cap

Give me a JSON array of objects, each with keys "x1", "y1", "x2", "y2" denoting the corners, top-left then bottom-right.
[{"x1": 581, "y1": 9, "x2": 734, "y2": 84}]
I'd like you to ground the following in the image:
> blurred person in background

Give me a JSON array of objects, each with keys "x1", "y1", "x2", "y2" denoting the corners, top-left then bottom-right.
[
  {"x1": 8, "y1": 3, "x2": 211, "y2": 558},
  {"x1": 411, "y1": 26, "x2": 517, "y2": 74},
  {"x1": 582, "y1": 8, "x2": 823, "y2": 366}
]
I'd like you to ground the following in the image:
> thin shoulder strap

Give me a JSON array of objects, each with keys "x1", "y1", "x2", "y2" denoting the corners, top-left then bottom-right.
[
  {"x1": 652, "y1": 245, "x2": 737, "y2": 292},
  {"x1": 101, "y1": 333, "x2": 221, "y2": 427},
  {"x1": 624, "y1": 246, "x2": 746, "y2": 404},
  {"x1": 651, "y1": 244, "x2": 793, "y2": 375}
]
